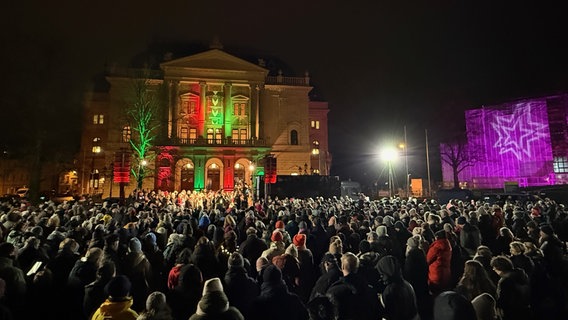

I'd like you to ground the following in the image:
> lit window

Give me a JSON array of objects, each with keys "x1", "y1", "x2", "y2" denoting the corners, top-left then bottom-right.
[
  {"x1": 311, "y1": 121, "x2": 315, "y2": 128},
  {"x1": 240, "y1": 129, "x2": 247, "y2": 142},
  {"x1": 310, "y1": 120, "x2": 319, "y2": 129},
  {"x1": 93, "y1": 114, "x2": 104, "y2": 125},
  {"x1": 315, "y1": 121, "x2": 319, "y2": 129},
  {"x1": 189, "y1": 128, "x2": 197, "y2": 141},
  {"x1": 92, "y1": 138, "x2": 102, "y2": 153},
  {"x1": 122, "y1": 126, "x2": 131, "y2": 143},
  {"x1": 554, "y1": 156, "x2": 568, "y2": 173}
]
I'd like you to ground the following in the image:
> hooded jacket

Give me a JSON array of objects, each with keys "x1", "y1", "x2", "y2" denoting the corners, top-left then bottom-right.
[
  {"x1": 376, "y1": 255, "x2": 419, "y2": 320},
  {"x1": 426, "y1": 237, "x2": 452, "y2": 292},
  {"x1": 91, "y1": 298, "x2": 139, "y2": 320}
]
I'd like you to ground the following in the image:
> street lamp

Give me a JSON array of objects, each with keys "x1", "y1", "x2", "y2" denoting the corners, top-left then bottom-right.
[{"x1": 380, "y1": 147, "x2": 398, "y2": 198}]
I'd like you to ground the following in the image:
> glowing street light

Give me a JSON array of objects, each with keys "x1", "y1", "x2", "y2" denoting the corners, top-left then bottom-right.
[{"x1": 380, "y1": 146, "x2": 398, "y2": 198}]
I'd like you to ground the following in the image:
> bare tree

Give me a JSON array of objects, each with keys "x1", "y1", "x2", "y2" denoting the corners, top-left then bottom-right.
[{"x1": 440, "y1": 132, "x2": 484, "y2": 189}]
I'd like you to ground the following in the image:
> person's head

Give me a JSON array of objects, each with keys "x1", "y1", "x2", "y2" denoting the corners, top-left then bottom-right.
[
  {"x1": 461, "y1": 260, "x2": 488, "y2": 281},
  {"x1": 321, "y1": 253, "x2": 338, "y2": 272},
  {"x1": 85, "y1": 247, "x2": 104, "y2": 265},
  {"x1": 433, "y1": 291, "x2": 476, "y2": 320},
  {"x1": 97, "y1": 261, "x2": 116, "y2": 281},
  {"x1": 509, "y1": 241, "x2": 526, "y2": 256},
  {"x1": 0, "y1": 242, "x2": 16, "y2": 258},
  {"x1": 471, "y1": 293, "x2": 496, "y2": 320},
  {"x1": 105, "y1": 275, "x2": 132, "y2": 301},
  {"x1": 340, "y1": 252, "x2": 359, "y2": 276},
  {"x1": 490, "y1": 255, "x2": 514, "y2": 276},
  {"x1": 499, "y1": 227, "x2": 514, "y2": 239}
]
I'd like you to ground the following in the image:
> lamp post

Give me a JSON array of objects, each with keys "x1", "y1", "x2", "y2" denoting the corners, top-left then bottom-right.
[
  {"x1": 137, "y1": 159, "x2": 147, "y2": 190},
  {"x1": 90, "y1": 145, "x2": 101, "y2": 195},
  {"x1": 380, "y1": 147, "x2": 398, "y2": 198}
]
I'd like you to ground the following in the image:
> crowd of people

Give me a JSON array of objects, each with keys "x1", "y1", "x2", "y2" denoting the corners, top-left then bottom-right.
[{"x1": 0, "y1": 186, "x2": 567, "y2": 320}]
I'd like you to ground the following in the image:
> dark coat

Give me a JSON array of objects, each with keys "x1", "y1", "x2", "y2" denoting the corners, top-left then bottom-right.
[
  {"x1": 496, "y1": 268, "x2": 531, "y2": 320},
  {"x1": 309, "y1": 262, "x2": 341, "y2": 300},
  {"x1": 326, "y1": 273, "x2": 380, "y2": 320},
  {"x1": 459, "y1": 223, "x2": 481, "y2": 258},
  {"x1": 223, "y1": 266, "x2": 259, "y2": 318},
  {"x1": 188, "y1": 291, "x2": 243, "y2": 320},
  {"x1": 238, "y1": 234, "x2": 268, "y2": 272},
  {"x1": 248, "y1": 281, "x2": 308, "y2": 320},
  {"x1": 122, "y1": 251, "x2": 152, "y2": 312},
  {"x1": 83, "y1": 277, "x2": 112, "y2": 319},
  {"x1": 377, "y1": 255, "x2": 420, "y2": 320}
]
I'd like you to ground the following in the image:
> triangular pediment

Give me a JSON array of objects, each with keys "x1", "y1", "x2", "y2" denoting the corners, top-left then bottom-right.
[{"x1": 161, "y1": 49, "x2": 268, "y2": 74}]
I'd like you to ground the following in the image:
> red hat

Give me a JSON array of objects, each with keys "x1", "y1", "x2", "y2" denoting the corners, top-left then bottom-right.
[
  {"x1": 275, "y1": 220, "x2": 285, "y2": 229},
  {"x1": 271, "y1": 230, "x2": 283, "y2": 242},
  {"x1": 293, "y1": 233, "x2": 306, "y2": 247}
]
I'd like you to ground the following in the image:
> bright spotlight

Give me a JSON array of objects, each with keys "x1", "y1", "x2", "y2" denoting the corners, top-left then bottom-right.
[{"x1": 380, "y1": 147, "x2": 398, "y2": 162}]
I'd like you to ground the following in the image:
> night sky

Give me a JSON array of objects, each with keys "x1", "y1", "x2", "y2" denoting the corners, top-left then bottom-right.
[{"x1": 1, "y1": 1, "x2": 567, "y2": 189}]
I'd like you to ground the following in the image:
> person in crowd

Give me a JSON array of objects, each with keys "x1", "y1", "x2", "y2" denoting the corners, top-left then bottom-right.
[
  {"x1": 454, "y1": 260, "x2": 496, "y2": 301},
  {"x1": 248, "y1": 265, "x2": 308, "y2": 320},
  {"x1": 238, "y1": 227, "x2": 267, "y2": 278},
  {"x1": 91, "y1": 275, "x2": 139, "y2": 320},
  {"x1": 456, "y1": 216, "x2": 482, "y2": 259},
  {"x1": 471, "y1": 293, "x2": 497, "y2": 320},
  {"x1": 84, "y1": 261, "x2": 116, "y2": 319},
  {"x1": 0, "y1": 242, "x2": 26, "y2": 318},
  {"x1": 261, "y1": 230, "x2": 286, "y2": 262},
  {"x1": 433, "y1": 291, "x2": 477, "y2": 320},
  {"x1": 310, "y1": 253, "x2": 341, "y2": 301},
  {"x1": 508, "y1": 241, "x2": 534, "y2": 278},
  {"x1": 167, "y1": 248, "x2": 192, "y2": 290},
  {"x1": 122, "y1": 237, "x2": 153, "y2": 312},
  {"x1": 426, "y1": 230, "x2": 452, "y2": 295},
  {"x1": 376, "y1": 255, "x2": 420, "y2": 320},
  {"x1": 137, "y1": 291, "x2": 173, "y2": 320},
  {"x1": 490, "y1": 255, "x2": 531, "y2": 320},
  {"x1": 326, "y1": 252, "x2": 380, "y2": 320},
  {"x1": 223, "y1": 252, "x2": 259, "y2": 319},
  {"x1": 293, "y1": 233, "x2": 315, "y2": 303},
  {"x1": 167, "y1": 264, "x2": 203, "y2": 320}
]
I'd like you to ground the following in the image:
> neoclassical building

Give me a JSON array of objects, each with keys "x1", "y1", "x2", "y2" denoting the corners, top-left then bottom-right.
[{"x1": 80, "y1": 46, "x2": 331, "y2": 196}]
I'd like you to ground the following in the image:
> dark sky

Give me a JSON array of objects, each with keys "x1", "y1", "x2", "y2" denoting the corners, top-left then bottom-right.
[{"x1": 1, "y1": 1, "x2": 567, "y2": 188}]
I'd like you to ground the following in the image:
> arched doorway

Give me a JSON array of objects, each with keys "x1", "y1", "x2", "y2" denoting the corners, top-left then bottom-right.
[
  {"x1": 234, "y1": 163, "x2": 246, "y2": 185},
  {"x1": 206, "y1": 163, "x2": 221, "y2": 190},
  {"x1": 181, "y1": 162, "x2": 194, "y2": 191}
]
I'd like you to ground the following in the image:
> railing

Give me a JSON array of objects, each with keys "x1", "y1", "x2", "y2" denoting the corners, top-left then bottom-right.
[
  {"x1": 168, "y1": 137, "x2": 266, "y2": 147},
  {"x1": 266, "y1": 76, "x2": 310, "y2": 86}
]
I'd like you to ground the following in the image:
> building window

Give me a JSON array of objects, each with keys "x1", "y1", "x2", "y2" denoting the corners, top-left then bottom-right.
[
  {"x1": 311, "y1": 120, "x2": 319, "y2": 129},
  {"x1": 215, "y1": 128, "x2": 222, "y2": 143},
  {"x1": 290, "y1": 130, "x2": 298, "y2": 145},
  {"x1": 122, "y1": 126, "x2": 131, "y2": 143},
  {"x1": 232, "y1": 129, "x2": 239, "y2": 141},
  {"x1": 92, "y1": 137, "x2": 101, "y2": 153},
  {"x1": 207, "y1": 128, "x2": 214, "y2": 143},
  {"x1": 554, "y1": 156, "x2": 568, "y2": 173},
  {"x1": 240, "y1": 129, "x2": 247, "y2": 142},
  {"x1": 180, "y1": 127, "x2": 188, "y2": 140},
  {"x1": 189, "y1": 128, "x2": 197, "y2": 141},
  {"x1": 93, "y1": 114, "x2": 104, "y2": 125}
]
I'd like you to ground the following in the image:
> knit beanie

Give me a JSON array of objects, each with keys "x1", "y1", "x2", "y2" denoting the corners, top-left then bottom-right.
[
  {"x1": 293, "y1": 233, "x2": 306, "y2": 247},
  {"x1": 196, "y1": 278, "x2": 229, "y2": 315},
  {"x1": 129, "y1": 237, "x2": 142, "y2": 253},
  {"x1": 263, "y1": 265, "x2": 283, "y2": 285},
  {"x1": 540, "y1": 223, "x2": 554, "y2": 236},
  {"x1": 271, "y1": 230, "x2": 283, "y2": 242},
  {"x1": 456, "y1": 216, "x2": 467, "y2": 225},
  {"x1": 228, "y1": 252, "x2": 244, "y2": 268},
  {"x1": 275, "y1": 220, "x2": 285, "y2": 229},
  {"x1": 105, "y1": 275, "x2": 131, "y2": 300},
  {"x1": 406, "y1": 235, "x2": 421, "y2": 249},
  {"x1": 146, "y1": 291, "x2": 167, "y2": 311},
  {"x1": 145, "y1": 232, "x2": 157, "y2": 246},
  {"x1": 376, "y1": 225, "x2": 388, "y2": 237}
]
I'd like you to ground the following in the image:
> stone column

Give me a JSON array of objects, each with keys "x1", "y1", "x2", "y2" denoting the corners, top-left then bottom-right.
[
  {"x1": 171, "y1": 81, "x2": 179, "y2": 140},
  {"x1": 224, "y1": 82, "x2": 232, "y2": 140},
  {"x1": 199, "y1": 82, "x2": 207, "y2": 138}
]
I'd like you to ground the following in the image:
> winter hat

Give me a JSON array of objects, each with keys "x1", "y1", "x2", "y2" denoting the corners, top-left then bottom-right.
[
  {"x1": 376, "y1": 225, "x2": 388, "y2": 237},
  {"x1": 145, "y1": 232, "x2": 157, "y2": 246},
  {"x1": 198, "y1": 214, "x2": 210, "y2": 229},
  {"x1": 433, "y1": 291, "x2": 476, "y2": 320},
  {"x1": 105, "y1": 275, "x2": 132, "y2": 300},
  {"x1": 196, "y1": 278, "x2": 229, "y2": 315},
  {"x1": 376, "y1": 255, "x2": 403, "y2": 283},
  {"x1": 201, "y1": 277, "x2": 223, "y2": 295},
  {"x1": 443, "y1": 223, "x2": 453, "y2": 233},
  {"x1": 471, "y1": 293, "x2": 496, "y2": 320},
  {"x1": 275, "y1": 220, "x2": 285, "y2": 229},
  {"x1": 406, "y1": 235, "x2": 421, "y2": 249},
  {"x1": 359, "y1": 240, "x2": 371, "y2": 254},
  {"x1": 129, "y1": 237, "x2": 142, "y2": 253},
  {"x1": 271, "y1": 230, "x2": 283, "y2": 242},
  {"x1": 394, "y1": 220, "x2": 406, "y2": 230},
  {"x1": 228, "y1": 252, "x2": 244, "y2": 268},
  {"x1": 145, "y1": 291, "x2": 167, "y2": 311},
  {"x1": 539, "y1": 224, "x2": 554, "y2": 236},
  {"x1": 293, "y1": 233, "x2": 306, "y2": 247},
  {"x1": 263, "y1": 264, "x2": 283, "y2": 285},
  {"x1": 256, "y1": 256, "x2": 269, "y2": 272},
  {"x1": 456, "y1": 216, "x2": 467, "y2": 225}
]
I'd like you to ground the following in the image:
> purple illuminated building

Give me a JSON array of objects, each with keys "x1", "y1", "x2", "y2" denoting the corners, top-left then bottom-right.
[{"x1": 441, "y1": 94, "x2": 568, "y2": 189}]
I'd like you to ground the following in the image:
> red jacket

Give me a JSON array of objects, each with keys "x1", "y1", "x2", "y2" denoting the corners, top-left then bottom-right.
[{"x1": 426, "y1": 238, "x2": 452, "y2": 290}]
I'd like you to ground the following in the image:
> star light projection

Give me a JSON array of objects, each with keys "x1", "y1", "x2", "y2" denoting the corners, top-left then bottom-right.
[
  {"x1": 491, "y1": 103, "x2": 549, "y2": 160},
  {"x1": 442, "y1": 99, "x2": 556, "y2": 188}
]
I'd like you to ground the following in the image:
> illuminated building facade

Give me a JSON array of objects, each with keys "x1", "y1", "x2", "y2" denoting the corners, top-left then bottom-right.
[
  {"x1": 80, "y1": 48, "x2": 331, "y2": 195},
  {"x1": 442, "y1": 94, "x2": 568, "y2": 189}
]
